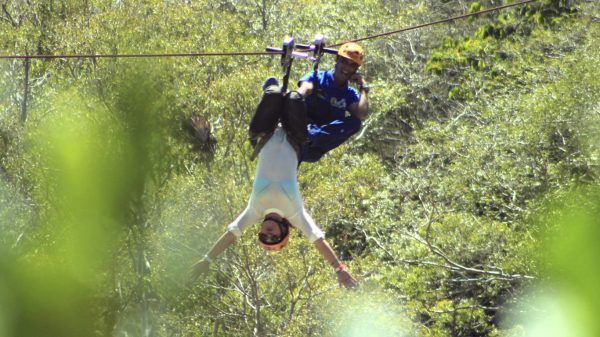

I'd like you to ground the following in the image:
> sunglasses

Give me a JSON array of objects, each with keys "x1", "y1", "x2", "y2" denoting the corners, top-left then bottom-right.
[
  {"x1": 338, "y1": 57, "x2": 360, "y2": 68},
  {"x1": 258, "y1": 216, "x2": 290, "y2": 245},
  {"x1": 258, "y1": 232, "x2": 284, "y2": 244}
]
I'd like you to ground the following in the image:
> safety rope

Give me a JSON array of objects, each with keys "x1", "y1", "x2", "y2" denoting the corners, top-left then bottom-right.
[{"x1": 0, "y1": 0, "x2": 536, "y2": 60}]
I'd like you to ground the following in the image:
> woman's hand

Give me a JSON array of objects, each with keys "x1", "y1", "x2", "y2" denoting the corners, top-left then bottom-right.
[
  {"x1": 189, "y1": 259, "x2": 211, "y2": 283},
  {"x1": 337, "y1": 269, "x2": 358, "y2": 289}
]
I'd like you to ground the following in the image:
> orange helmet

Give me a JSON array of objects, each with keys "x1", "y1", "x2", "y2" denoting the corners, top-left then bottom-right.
[
  {"x1": 258, "y1": 216, "x2": 290, "y2": 252},
  {"x1": 337, "y1": 42, "x2": 364, "y2": 66}
]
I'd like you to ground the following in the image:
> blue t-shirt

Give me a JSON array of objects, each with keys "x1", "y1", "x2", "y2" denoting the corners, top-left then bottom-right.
[{"x1": 299, "y1": 69, "x2": 360, "y2": 125}]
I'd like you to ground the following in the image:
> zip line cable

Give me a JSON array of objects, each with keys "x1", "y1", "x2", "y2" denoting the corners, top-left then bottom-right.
[
  {"x1": 0, "y1": 0, "x2": 536, "y2": 60},
  {"x1": 0, "y1": 51, "x2": 274, "y2": 60},
  {"x1": 329, "y1": 0, "x2": 537, "y2": 47}
]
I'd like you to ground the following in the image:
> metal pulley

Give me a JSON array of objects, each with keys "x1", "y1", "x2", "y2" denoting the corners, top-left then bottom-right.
[{"x1": 266, "y1": 36, "x2": 308, "y2": 92}]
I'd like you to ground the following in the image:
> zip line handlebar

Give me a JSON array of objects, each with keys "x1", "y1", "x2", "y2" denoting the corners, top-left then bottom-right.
[
  {"x1": 265, "y1": 47, "x2": 309, "y2": 59},
  {"x1": 265, "y1": 34, "x2": 340, "y2": 93},
  {"x1": 295, "y1": 44, "x2": 337, "y2": 55},
  {"x1": 265, "y1": 36, "x2": 312, "y2": 92}
]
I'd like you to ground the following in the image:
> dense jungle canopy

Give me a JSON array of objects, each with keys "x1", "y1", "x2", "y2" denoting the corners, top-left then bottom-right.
[{"x1": 1, "y1": 0, "x2": 599, "y2": 336}]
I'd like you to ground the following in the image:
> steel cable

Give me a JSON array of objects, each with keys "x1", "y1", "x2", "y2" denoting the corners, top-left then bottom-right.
[{"x1": 0, "y1": 0, "x2": 536, "y2": 60}]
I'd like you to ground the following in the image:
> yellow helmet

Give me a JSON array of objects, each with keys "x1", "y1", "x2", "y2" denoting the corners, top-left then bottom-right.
[{"x1": 337, "y1": 42, "x2": 364, "y2": 66}]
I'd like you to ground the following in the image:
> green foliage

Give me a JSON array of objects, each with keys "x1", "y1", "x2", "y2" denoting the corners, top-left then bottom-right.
[
  {"x1": 318, "y1": 288, "x2": 412, "y2": 337},
  {"x1": 0, "y1": 175, "x2": 32, "y2": 251},
  {"x1": 1, "y1": 0, "x2": 599, "y2": 336},
  {"x1": 424, "y1": 0, "x2": 580, "y2": 101},
  {"x1": 469, "y1": 2, "x2": 484, "y2": 14}
]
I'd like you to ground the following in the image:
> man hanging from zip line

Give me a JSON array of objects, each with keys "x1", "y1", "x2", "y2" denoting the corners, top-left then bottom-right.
[
  {"x1": 247, "y1": 42, "x2": 368, "y2": 164},
  {"x1": 296, "y1": 42, "x2": 369, "y2": 163},
  {"x1": 189, "y1": 81, "x2": 358, "y2": 288}
]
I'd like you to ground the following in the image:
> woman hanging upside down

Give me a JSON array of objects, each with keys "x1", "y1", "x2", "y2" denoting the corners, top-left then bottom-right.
[{"x1": 189, "y1": 80, "x2": 357, "y2": 289}]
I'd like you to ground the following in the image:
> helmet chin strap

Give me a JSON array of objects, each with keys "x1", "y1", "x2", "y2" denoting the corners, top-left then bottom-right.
[{"x1": 279, "y1": 220, "x2": 289, "y2": 237}]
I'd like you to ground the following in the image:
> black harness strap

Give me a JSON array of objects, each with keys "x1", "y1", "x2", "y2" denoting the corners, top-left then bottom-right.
[
  {"x1": 308, "y1": 34, "x2": 325, "y2": 117},
  {"x1": 310, "y1": 70, "x2": 319, "y2": 116}
]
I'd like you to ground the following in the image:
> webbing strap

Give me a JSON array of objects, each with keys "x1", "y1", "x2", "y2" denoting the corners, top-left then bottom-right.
[{"x1": 310, "y1": 70, "x2": 319, "y2": 116}]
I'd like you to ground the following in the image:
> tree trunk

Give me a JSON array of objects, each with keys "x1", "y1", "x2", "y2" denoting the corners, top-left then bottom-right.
[{"x1": 20, "y1": 56, "x2": 30, "y2": 123}]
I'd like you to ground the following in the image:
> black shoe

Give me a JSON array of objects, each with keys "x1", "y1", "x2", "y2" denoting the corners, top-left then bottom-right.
[{"x1": 262, "y1": 77, "x2": 279, "y2": 91}]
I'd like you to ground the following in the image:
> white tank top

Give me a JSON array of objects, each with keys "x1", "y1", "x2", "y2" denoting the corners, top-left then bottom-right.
[{"x1": 227, "y1": 127, "x2": 325, "y2": 243}]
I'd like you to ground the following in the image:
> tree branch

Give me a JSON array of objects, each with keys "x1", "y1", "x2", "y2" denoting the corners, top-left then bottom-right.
[
  {"x1": 365, "y1": 225, "x2": 534, "y2": 281},
  {"x1": 432, "y1": 304, "x2": 500, "y2": 314},
  {"x1": 409, "y1": 229, "x2": 535, "y2": 281},
  {"x1": 1, "y1": 4, "x2": 18, "y2": 27}
]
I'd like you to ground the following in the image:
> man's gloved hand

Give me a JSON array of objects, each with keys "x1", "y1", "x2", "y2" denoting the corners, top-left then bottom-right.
[{"x1": 349, "y1": 73, "x2": 365, "y2": 87}]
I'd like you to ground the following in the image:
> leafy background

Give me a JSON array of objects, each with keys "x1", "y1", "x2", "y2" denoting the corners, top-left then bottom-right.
[{"x1": 1, "y1": 0, "x2": 599, "y2": 336}]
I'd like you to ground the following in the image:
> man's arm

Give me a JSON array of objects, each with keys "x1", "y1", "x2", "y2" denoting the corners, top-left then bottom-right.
[
  {"x1": 189, "y1": 231, "x2": 236, "y2": 281},
  {"x1": 348, "y1": 74, "x2": 369, "y2": 121},
  {"x1": 313, "y1": 238, "x2": 358, "y2": 288},
  {"x1": 189, "y1": 207, "x2": 259, "y2": 282}
]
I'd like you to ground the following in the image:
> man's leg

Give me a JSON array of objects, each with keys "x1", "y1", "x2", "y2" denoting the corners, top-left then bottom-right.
[
  {"x1": 281, "y1": 91, "x2": 308, "y2": 155},
  {"x1": 299, "y1": 116, "x2": 362, "y2": 163}
]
